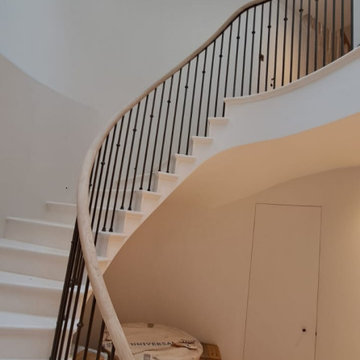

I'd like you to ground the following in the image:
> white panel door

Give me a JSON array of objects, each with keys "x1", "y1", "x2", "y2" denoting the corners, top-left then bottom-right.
[{"x1": 244, "y1": 204, "x2": 321, "y2": 360}]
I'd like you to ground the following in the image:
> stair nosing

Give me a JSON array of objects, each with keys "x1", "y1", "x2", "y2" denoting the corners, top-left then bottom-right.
[
  {"x1": 0, "y1": 271, "x2": 63, "y2": 292},
  {"x1": 0, "y1": 239, "x2": 69, "y2": 257},
  {"x1": 6, "y1": 217, "x2": 73, "y2": 229}
]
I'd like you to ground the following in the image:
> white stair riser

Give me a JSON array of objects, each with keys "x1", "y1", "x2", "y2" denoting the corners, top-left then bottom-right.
[
  {"x1": 110, "y1": 211, "x2": 143, "y2": 233},
  {"x1": 155, "y1": 176, "x2": 179, "y2": 197},
  {"x1": 44, "y1": 203, "x2": 76, "y2": 225},
  {"x1": 208, "y1": 121, "x2": 229, "y2": 138},
  {"x1": 97, "y1": 233, "x2": 127, "y2": 258},
  {"x1": 0, "y1": 328, "x2": 54, "y2": 358},
  {"x1": 0, "y1": 248, "x2": 67, "y2": 281},
  {"x1": 174, "y1": 157, "x2": 197, "y2": 177},
  {"x1": 0, "y1": 284, "x2": 61, "y2": 317},
  {"x1": 4, "y1": 219, "x2": 72, "y2": 251},
  {"x1": 135, "y1": 193, "x2": 162, "y2": 214},
  {"x1": 190, "y1": 138, "x2": 215, "y2": 160}
]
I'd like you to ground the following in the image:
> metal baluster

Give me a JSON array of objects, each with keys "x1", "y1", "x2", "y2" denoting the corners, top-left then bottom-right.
[
  {"x1": 96, "y1": 321, "x2": 106, "y2": 360},
  {"x1": 103, "y1": 120, "x2": 124, "y2": 227},
  {"x1": 297, "y1": 0, "x2": 304, "y2": 79},
  {"x1": 148, "y1": 82, "x2": 166, "y2": 190},
  {"x1": 351, "y1": 0, "x2": 354, "y2": 49},
  {"x1": 214, "y1": 33, "x2": 224, "y2": 116},
  {"x1": 129, "y1": 97, "x2": 149, "y2": 210},
  {"x1": 82, "y1": 298, "x2": 97, "y2": 360},
  {"x1": 61, "y1": 238, "x2": 83, "y2": 360},
  {"x1": 233, "y1": 15, "x2": 242, "y2": 96},
  {"x1": 159, "y1": 76, "x2": 174, "y2": 171},
  {"x1": 249, "y1": 8, "x2": 257, "y2": 95},
  {"x1": 186, "y1": 55, "x2": 199, "y2": 154},
  {"x1": 241, "y1": 11, "x2": 249, "y2": 96},
  {"x1": 197, "y1": 49, "x2": 207, "y2": 136},
  {"x1": 140, "y1": 89, "x2": 157, "y2": 188},
  {"x1": 121, "y1": 105, "x2": 140, "y2": 209},
  {"x1": 50, "y1": 224, "x2": 79, "y2": 360},
  {"x1": 314, "y1": 0, "x2": 319, "y2": 70},
  {"x1": 223, "y1": 23, "x2": 233, "y2": 114},
  {"x1": 272, "y1": 0, "x2": 280, "y2": 89},
  {"x1": 265, "y1": 1, "x2": 273, "y2": 91},
  {"x1": 110, "y1": 345, "x2": 116, "y2": 360},
  {"x1": 306, "y1": 0, "x2": 311, "y2": 75},
  {"x1": 100, "y1": 127, "x2": 117, "y2": 231},
  {"x1": 341, "y1": 0, "x2": 345, "y2": 55},
  {"x1": 289, "y1": 0, "x2": 296, "y2": 83},
  {"x1": 257, "y1": 4, "x2": 265, "y2": 93},
  {"x1": 178, "y1": 63, "x2": 191, "y2": 154},
  {"x1": 73, "y1": 143, "x2": 107, "y2": 358},
  {"x1": 332, "y1": 0, "x2": 336, "y2": 61},
  {"x1": 167, "y1": 70, "x2": 182, "y2": 172},
  {"x1": 205, "y1": 41, "x2": 216, "y2": 134},
  {"x1": 281, "y1": 0, "x2": 288, "y2": 86},
  {"x1": 109, "y1": 113, "x2": 132, "y2": 230}
]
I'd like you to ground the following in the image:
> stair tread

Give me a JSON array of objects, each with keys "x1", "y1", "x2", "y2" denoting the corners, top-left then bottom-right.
[
  {"x1": 0, "y1": 238, "x2": 68, "y2": 256},
  {"x1": 138, "y1": 189, "x2": 162, "y2": 196},
  {"x1": 6, "y1": 216, "x2": 73, "y2": 229},
  {"x1": 0, "y1": 271, "x2": 63, "y2": 290},
  {"x1": 192, "y1": 136, "x2": 214, "y2": 141},
  {"x1": 46, "y1": 201, "x2": 76, "y2": 207},
  {"x1": 118, "y1": 209, "x2": 144, "y2": 216},
  {"x1": 208, "y1": 116, "x2": 229, "y2": 122},
  {"x1": 174, "y1": 154, "x2": 197, "y2": 161},
  {"x1": 0, "y1": 311, "x2": 56, "y2": 329},
  {"x1": 157, "y1": 171, "x2": 179, "y2": 179}
]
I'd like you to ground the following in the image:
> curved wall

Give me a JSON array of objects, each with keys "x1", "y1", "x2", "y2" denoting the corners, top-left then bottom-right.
[
  {"x1": 0, "y1": 55, "x2": 100, "y2": 234},
  {"x1": 0, "y1": 0, "x2": 248, "y2": 119}
]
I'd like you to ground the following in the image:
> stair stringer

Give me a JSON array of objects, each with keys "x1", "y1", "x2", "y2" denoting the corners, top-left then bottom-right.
[{"x1": 99, "y1": 47, "x2": 360, "y2": 267}]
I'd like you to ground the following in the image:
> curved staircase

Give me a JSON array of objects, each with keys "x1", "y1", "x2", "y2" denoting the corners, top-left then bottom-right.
[{"x1": 0, "y1": 0, "x2": 358, "y2": 359}]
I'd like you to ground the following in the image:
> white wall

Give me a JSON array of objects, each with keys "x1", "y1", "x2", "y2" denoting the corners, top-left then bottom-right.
[
  {"x1": 0, "y1": 55, "x2": 101, "y2": 234},
  {"x1": 105, "y1": 166, "x2": 360, "y2": 360},
  {"x1": 0, "y1": 0, "x2": 250, "y2": 120}
]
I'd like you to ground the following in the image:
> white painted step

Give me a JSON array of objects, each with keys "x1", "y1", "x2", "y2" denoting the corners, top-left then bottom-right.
[
  {"x1": 154, "y1": 172, "x2": 179, "y2": 196},
  {"x1": 109, "y1": 209, "x2": 144, "y2": 233},
  {"x1": 134, "y1": 190, "x2": 162, "y2": 214},
  {"x1": 173, "y1": 154, "x2": 197, "y2": 176},
  {"x1": 0, "y1": 311, "x2": 55, "y2": 358},
  {"x1": 4, "y1": 217, "x2": 73, "y2": 251},
  {"x1": 190, "y1": 136, "x2": 214, "y2": 159},
  {"x1": 0, "y1": 271, "x2": 63, "y2": 317},
  {"x1": 45, "y1": 201, "x2": 76, "y2": 225},
  {"x1": 0, "y1": 239, "x2": 68, "y2": 281},
  {"x1": 208, "y1": 117, "x2": 229, "y2": 137},
  {"x1": 97, "y1": 231, "x2": 128, "y2": 259}
]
